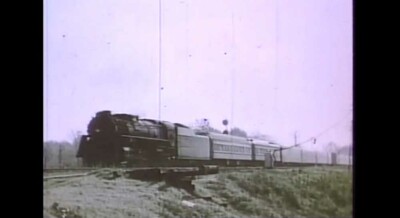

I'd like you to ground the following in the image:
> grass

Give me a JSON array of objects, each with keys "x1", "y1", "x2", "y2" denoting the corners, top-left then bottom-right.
[
  {"x1": 44, "y1": 166, "x2": 352, "y2": 218},
  {"x1": 200, "y1": 167, "x2": 353, "y2": 218}
]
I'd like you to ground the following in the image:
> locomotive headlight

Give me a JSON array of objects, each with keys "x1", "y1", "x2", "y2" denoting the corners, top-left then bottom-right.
[
  {"x1": 95, "y1": 129, "x2": 100, "y2": 133},
  {"x1": 123, "y1": 147, "x2": 131, "y2": 152}
]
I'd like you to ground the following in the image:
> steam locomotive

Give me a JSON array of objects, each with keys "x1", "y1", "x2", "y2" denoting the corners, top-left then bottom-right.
[{"x1": 76, "y1": 111, "x2": 352, "y2": 167}]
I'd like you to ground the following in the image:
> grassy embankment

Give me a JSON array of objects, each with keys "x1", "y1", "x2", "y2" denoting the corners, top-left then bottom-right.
[{"x1": 44, "y1": 166, "x2": 352, "y2": 218}]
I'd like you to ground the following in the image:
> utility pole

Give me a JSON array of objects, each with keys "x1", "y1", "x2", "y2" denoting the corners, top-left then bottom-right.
[
  {"x1": 230, "y1": 11, "x2": 236, "y2": 133},
  {"x1": 295, "y1": 132, "x2": 303, "y2": 163},
  {"x1": 158, "y1": 0, "x2": 162, "y2": 122}
]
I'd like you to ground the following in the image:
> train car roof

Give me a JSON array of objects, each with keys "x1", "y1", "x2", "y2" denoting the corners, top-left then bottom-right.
[
  {"x1": 208, "y1": 132, "x2": 250, "y2": 143},
  {"x1": 250, "y1": 139, "x2": 282, "y2": 147},
  {"x1": 175, "y1": 123, "x2": 190, "y2": 128}
]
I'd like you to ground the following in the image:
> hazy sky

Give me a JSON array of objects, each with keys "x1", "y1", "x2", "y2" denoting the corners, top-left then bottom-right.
[{"x1": 44, "y1": 0, "x2": 352, "y2": 150}]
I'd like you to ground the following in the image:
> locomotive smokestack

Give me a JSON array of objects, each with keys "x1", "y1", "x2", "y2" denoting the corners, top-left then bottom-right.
[{"x1": 96, "y1": 111, "x2": 112, "y2": 117}]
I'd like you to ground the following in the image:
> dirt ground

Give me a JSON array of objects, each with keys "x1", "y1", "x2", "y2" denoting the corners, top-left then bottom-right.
[{"x1": 44, "y1": 167, "x2": 352, "y2": 218}]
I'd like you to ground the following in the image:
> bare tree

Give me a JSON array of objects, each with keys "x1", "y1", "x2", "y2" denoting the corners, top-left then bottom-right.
[
  {"x1": 192, "y1": 119, "x2": 222, "y2": 133},
  {"x1": 70, "y1": 131, "x2": 83, "y2": 166},
  {"x1": 71, "y1": 131, "x2": 83, "y2": 149},
  {"x1": 325, "y1": 141, "x2": 339, "y2": 153},
  {"x1": 194, "y1": 118, "x2": 210, "y2": 130},
  {"x1": 230, "y1": 127, "x2": 248, "y2": 138},
  {"x1": 337, "y1": 144, "x2": 352, "y2": 155},
  {"x1": 43, "y1": 143, "x2": 53, "y2": 169}
]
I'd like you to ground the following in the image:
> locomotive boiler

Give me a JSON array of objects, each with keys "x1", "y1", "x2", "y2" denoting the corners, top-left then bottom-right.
[{"x1": 76, "y1": 111, "x2": 179, "y2": 166}]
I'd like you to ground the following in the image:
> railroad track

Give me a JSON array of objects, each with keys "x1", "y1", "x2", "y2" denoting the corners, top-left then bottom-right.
[
  {"x1": 44, "y1": 168, "x2": 97, "y2": 173},
  {"x1": 45, "y1": 163, "x2": 328, "y2": 172},
  {"x1": 43, "y1": 162, "x2": 332, "y2": 172},
  {"x1": 43, "y1": 163, "x2": 331, "y2": 180}
]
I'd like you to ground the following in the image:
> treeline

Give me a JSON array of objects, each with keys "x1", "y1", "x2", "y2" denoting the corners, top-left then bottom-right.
[{"x1": 43, "y1": 140, "x2": 81, "y2": 169}]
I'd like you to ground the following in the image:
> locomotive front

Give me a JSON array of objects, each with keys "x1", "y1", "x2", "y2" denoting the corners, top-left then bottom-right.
[{"x1": 76, "y1": 111, "x2": 176, "y2": 166}]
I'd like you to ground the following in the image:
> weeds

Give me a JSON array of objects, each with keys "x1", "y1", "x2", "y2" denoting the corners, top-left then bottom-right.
[
  {"x1": 44, "y1": 167, "x2": 352, "y2": 218},
  {"x1": 212, "y1": 167, "x2": 352, "y2": 218}
]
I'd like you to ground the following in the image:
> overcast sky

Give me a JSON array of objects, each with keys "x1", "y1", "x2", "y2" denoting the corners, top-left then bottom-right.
[{"x1": 44, "y1": 0, "x2": 352, "y2": 150}]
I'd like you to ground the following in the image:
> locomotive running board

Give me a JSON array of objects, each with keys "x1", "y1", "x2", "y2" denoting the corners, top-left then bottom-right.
[{"x1": 120, "y1": 135, "x2": 170, "y2": 142}]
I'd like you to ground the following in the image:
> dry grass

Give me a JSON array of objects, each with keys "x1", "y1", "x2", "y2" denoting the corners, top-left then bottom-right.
[
  {"x1": 204, "y1": 167, "x2": 353, "y2": 218},
  {"x1": 44, "y1": 166, "x2": 352, "y2": 218}
]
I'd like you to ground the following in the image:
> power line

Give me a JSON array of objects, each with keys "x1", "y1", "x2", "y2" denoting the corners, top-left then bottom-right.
[
  {"x1": 274, "y1": 111, "x2": 352, "y2": 151},
  {"x1": 273, "y1": 0, "x2": 279, "y2": 116},
  {"x1": 230, "y1": 11, "x2": 235, "y2": 132},
  {"x1": 295, "y1": 111, "x2": 352, "y2": 147},
  {"x1": 45, "y1": 0, "x2": 49, "y2": 142},
  {"x1": 158, "y1": 0, "x2": 162, "y2": 122}
]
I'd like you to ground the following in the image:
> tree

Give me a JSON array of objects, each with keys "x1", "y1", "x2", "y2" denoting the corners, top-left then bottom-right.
[
  {"x1": 324, "y1": 141, "x2": 339, "y2": 153},
  {"x1": 192, "y1": 118, "x2": 222, "y2": 133},
  {"x1": 71, "y1": 131, "x2": 83, "y2": 149},
  {"x1": 43, "y1": 140, "x2": 80, "y2": 168},
  {"x1": 194, "y1": 118, "x2": 210, "y2": 130},
  {"x1": 70, "y1": 131, "x2": 83, "y2": 166},
  {"x1": 337, "y1": 144, "x2": 352, "y2": 155},
  {"x1": 43, "y1": 143, "x2": 53, "y2": 169},
  {"x1": 230, "y1": 127, "x2": 248, "y2": 138},
  {"x1": 208, "y1": 127, "x2": 222, "y2": 133}
]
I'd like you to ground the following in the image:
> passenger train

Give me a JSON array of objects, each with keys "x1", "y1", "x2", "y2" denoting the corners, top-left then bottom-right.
[{"x1": 76, "y1": 111, "x2": 352, "y2": 167}]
